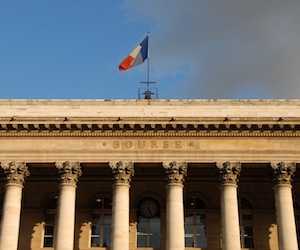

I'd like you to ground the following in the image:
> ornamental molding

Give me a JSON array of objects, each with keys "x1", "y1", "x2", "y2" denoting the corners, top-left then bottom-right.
[
  {"x1": 163, "y1": 161, "x2": 188, "y2": 185},
  {"x1": 0, "y1": 117, "x2": 300, "y2": 137},
  {"x1": 270, "y1": 162, "x2": 296, "y2": 185},
  {"x1": 1, "y1": 131, "x2": 300, "y2": 138},
  {"x1": 216, "y1": 161, "x2": 242, "y2": 185},
  {"x1": 1, "y1": 161, "x2": 30, "y2": 186},
  {"x1": 110, "y1": 161, "x2": 134, "y2": 185},
  {"x1": 55, "y1": 161, "x2": 82, "y2": 185}
]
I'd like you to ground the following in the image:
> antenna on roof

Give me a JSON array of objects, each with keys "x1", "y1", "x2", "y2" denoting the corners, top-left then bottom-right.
[{"x1": 139, "y1": 81, "x2": 158, "y2": 99}]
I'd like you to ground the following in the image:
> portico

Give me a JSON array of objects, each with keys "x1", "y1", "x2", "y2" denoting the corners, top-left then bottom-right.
[{"x1": 0, "y1": 99, "x2": 299, "y2": 250}]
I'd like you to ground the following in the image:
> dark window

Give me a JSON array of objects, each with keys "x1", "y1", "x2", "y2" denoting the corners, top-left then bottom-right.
[
  {"x1": 43, "y1": 196, "x2": 57, "y2": 248},
  {"x1": 294, "y1": 202, "x2": 300, "y2": 247},
  {"x1": 185, "y1": 197, "x2": 207, "y2": 248},
  {"x1": 90, "y1": 196, "x2": 112, "y2": 248},
  {"x1": 240, "y1": 198, "x2": 254, "y2": 248}
]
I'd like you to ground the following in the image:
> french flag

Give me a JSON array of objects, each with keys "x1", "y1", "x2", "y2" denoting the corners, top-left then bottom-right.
[{"x1": 119, "y1": 35, "x2": 149, "y2": 72}]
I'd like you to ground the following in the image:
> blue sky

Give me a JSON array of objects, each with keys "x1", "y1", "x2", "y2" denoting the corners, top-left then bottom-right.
[{"x1": 1, "y1": 1, "x2": 300, "y2": 100}]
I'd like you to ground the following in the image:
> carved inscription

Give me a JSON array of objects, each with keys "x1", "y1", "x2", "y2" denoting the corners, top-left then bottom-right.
[{"x1": 111, "y1": 140, "x2": 192, "y2": 149}]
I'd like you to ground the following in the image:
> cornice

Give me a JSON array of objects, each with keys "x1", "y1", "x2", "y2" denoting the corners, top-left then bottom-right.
[
  {"x1": 1, "y1": 99, "x2": 300, "y2": 105},
  {"x1": 0, "y1": 117, "x2": 300, "y2": 137}
]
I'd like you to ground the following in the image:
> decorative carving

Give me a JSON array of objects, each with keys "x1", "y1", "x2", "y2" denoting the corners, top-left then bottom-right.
[
  {"x1": 270, "y1": 162, "x2": 296, "y2": 185},
  {"x1": 1, "y1": 126, "x2": 300, "y2": 138},
  {"x1": 216, "y1": 161, "x2": 241, "y2": 185},
  {"x1": 163, "y1": 161, "x2": 187, "y2": 185},
  {"x1": 55, "y1": 161, "x2": 82, "y2": 185},
  {"x1": 1, "y1": 161, "x2": 30, "y2": 186},
  {"x1": 0, "y1": 120, "x2": 299, "y2": 135},
  {"x1": 110, "y1": 161, "x2": 134, "y2": 185}
]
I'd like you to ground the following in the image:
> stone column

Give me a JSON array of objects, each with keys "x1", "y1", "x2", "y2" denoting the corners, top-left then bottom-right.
[
  {"x1": 216, "y1": 161, "x2": 241, "y2": 250},
  {"x1": 110, "y1": 161, "x2": 134, "y2": 250},
  {"x1": 163, "y1": 161, "x2": 187, "y2": 250},
  {"x1": 270, "y1": 162, "x2": 298, "y2": 250},
  {"x1": 54, "y1": 161, "x2": 82, "y2": 250},
  {"x1": 0, "y1": 161, "x2": 30, "y2": 250}
]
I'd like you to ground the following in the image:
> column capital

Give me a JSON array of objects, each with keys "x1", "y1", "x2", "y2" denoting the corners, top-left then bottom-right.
[
  {"x1": 270, "y1": 162, "x2": 296, "y2": 185},
  {"x1": 163, "y1": 161, "x2": 187, "y2": 185},
  {"x1": 1, "y1": 161, "x2": 30, "y2": 186},
  {"x1": 216, "y1": 161, "x2": 241, "y2": 185},
  {"x1": 110, "y1": 161, "x2": 134, "y2": 185},
  {"x1": 55, "y1": 161, "x2": 82, "y2": 185}
]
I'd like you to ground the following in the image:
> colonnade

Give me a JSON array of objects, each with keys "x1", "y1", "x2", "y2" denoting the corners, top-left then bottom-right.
[{"x1": 0, "y1": 161, "x2": 298, "y2": 250}]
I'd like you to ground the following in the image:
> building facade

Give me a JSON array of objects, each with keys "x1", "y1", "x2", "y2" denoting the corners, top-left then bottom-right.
[{"x1": 0, "y1": 99, "x2": 299, "y2": 250}]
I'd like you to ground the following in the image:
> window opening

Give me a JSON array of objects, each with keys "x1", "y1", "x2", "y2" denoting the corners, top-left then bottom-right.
[
  {"x1": 184, "y1": 197, "x2": 207, "y2": 248},
  {"x1": 240, "y1": 197, "x2": 254, "y2": 248},
  {"x1": 294, "y1": 201, "x2": 300, "y2": 247},
  {"x1": 137, "y1": 197, "x2": 160, "y2": 248},
  {"x1": 43, "y1": 196, "x2": 57, "y2": 248},
  {"x1": 90, "y1": 196, "x2": 112, "y2": 247}
]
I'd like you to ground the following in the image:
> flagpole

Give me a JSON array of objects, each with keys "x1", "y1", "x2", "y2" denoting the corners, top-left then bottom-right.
[
  {"x1": 147, "y1": 32, "x2": 150, "y2": 91},
  {"x1": 140, "y1": 32, "x2": 157, "y2": 99}
]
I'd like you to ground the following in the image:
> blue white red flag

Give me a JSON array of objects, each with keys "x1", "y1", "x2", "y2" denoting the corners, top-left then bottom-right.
[{"x1": 119, "y1": 35, "x2": 149, "y2": 72}]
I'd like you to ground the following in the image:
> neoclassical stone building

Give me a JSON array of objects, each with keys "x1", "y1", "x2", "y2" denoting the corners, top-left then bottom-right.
[{"x1": 0, "y1": 99, "x2": 299, "y2": 250}]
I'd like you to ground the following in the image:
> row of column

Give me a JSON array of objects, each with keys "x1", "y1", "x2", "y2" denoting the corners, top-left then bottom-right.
[
  {"x1": 0, "y1": 161, "x2": 298, "y2": 250},
  {"x1": 215, "y1": 161, "x2": 298, "y2": 250}
]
